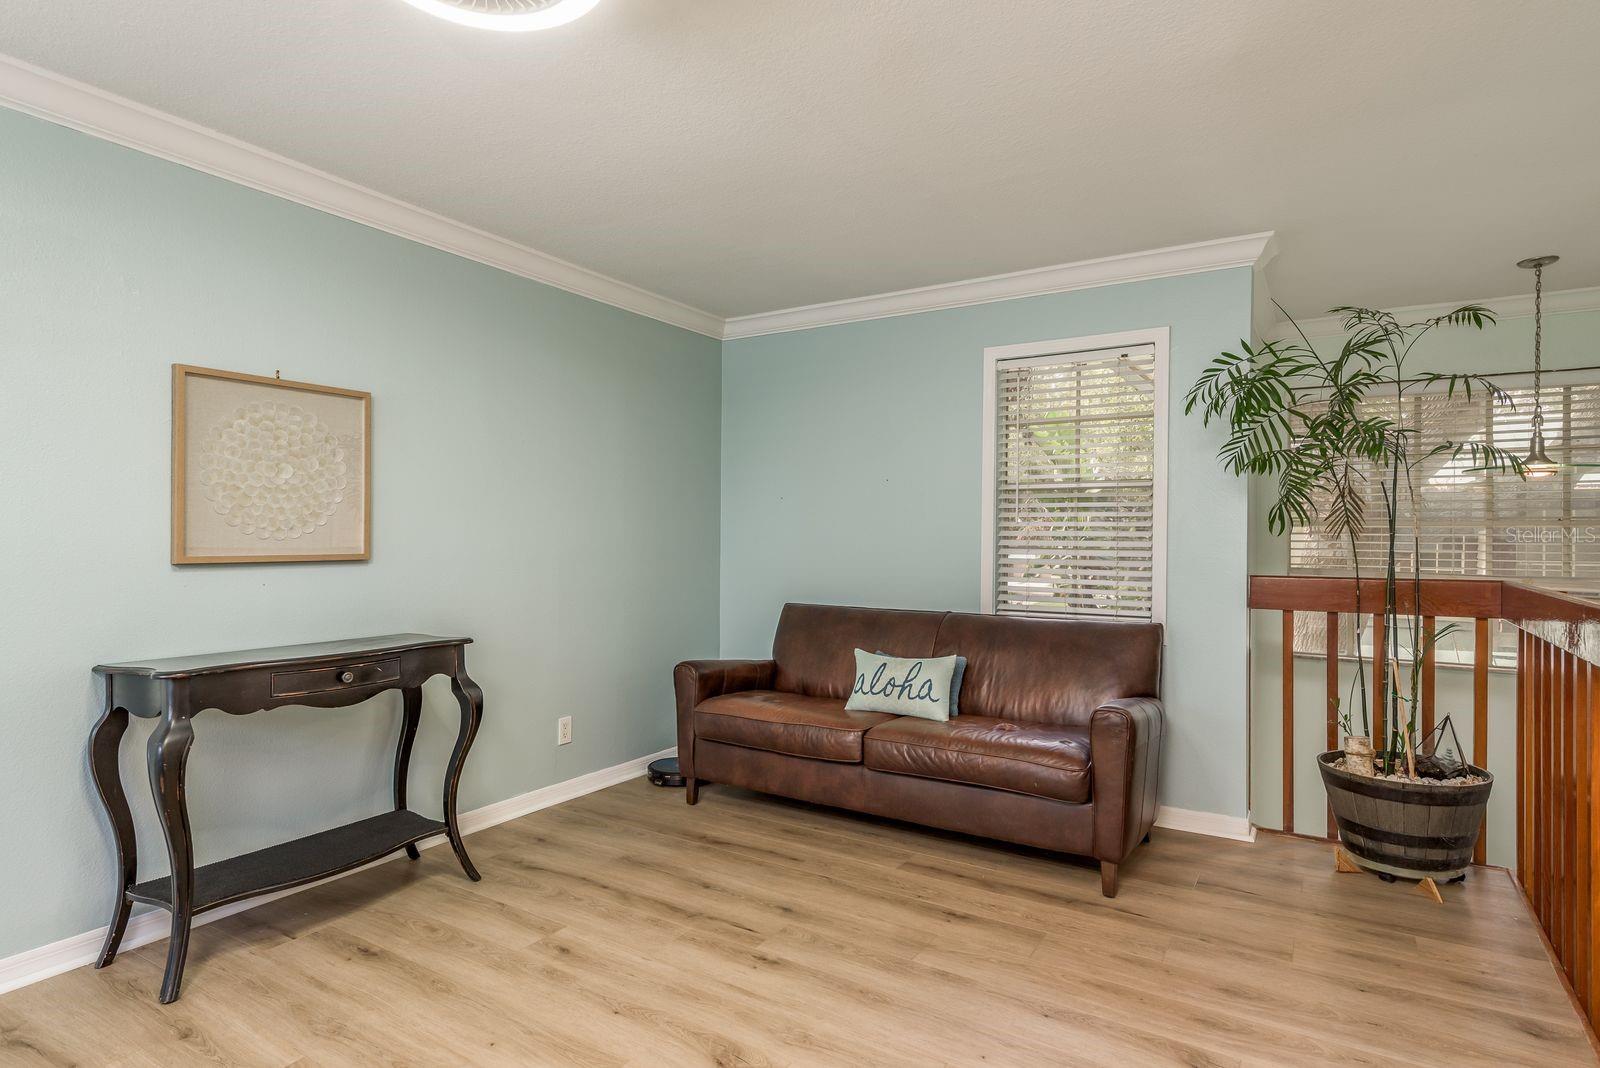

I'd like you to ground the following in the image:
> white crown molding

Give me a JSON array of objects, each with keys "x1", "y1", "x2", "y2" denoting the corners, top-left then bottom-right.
[
  {"x1": 721, "y1": 231, "x2": 1279, "y2": 341},
  {"x1": 0, "y1": 52, "x2": 1287, "y2": 346},
  {"x1": 0, "y1": 53, "x2": 724, "y2": 339},
  {"x1": 1154, "y1": 805, "x2": 1258, "y2": 843},
  {"x1": 1270, "y1": 285, "x2": 1600, "y2": 341},
  {"x1": 0, "y1": 746, "x2": 674, "y2": 997}
]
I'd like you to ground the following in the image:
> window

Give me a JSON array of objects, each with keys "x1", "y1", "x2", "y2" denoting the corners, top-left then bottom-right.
[
  {"x1": 1290, "y1": 369, "x2": 1600, "y2": 666},
  {"x1": 981, "y1": 329, "x2": 1168, "y2": 622},
  {"x1": 1291, "y1": 370, "x2": 1600, "y2": 585}
]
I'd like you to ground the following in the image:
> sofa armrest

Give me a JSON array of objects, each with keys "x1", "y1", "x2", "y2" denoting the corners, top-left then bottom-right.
[
  {"x1": 1090, "y1": 696, "x2": 1166, "y2": 863},
  {"x1": 673, "y1": 659, "x2": 776, "y2": 780}
]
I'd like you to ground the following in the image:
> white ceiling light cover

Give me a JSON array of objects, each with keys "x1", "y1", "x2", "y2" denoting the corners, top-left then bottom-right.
[{"x1": 397, "y1": 0, "x2": 600, "y2": 32}]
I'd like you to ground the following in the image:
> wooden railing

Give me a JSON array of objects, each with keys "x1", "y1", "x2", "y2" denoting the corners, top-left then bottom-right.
[{"x1": 1250, "y1": 575, "x2": 1600, "y2": 1025}]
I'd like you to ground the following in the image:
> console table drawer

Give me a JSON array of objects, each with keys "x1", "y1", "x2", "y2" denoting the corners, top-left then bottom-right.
[{"x1": 271, "y1": 658, "x2": 401, "y2": 697}]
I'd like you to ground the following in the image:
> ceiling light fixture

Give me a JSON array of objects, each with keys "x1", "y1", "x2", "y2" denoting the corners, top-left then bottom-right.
[
  {"x1": 1517, "y1": 254, "x2": 1561, "y2": 479},
  {"x1": 397, "y1": 0, "x2": 600, "y2": 32}
]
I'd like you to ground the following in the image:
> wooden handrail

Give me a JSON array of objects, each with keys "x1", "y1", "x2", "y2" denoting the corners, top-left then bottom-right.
[
  {"x1": 1251, "y1": 575, "x2": 1600, "y2": 624},
  {"x1": 1249, "y1": 575, "x2": 1504, "y2": 617},
  {"x1": 1503, "y1": 580, "x2": 1600, "y2": 625},
  {"x1": 1251, "y1": 573, "x2": 1600, "y2": 1028}
]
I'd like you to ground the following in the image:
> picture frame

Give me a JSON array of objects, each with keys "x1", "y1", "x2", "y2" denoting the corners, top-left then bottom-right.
[{"x1": 171, "y1": 364, "x2": 371, "y2": 564}]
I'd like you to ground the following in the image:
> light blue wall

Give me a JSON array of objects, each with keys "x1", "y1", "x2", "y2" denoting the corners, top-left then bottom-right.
[
  {"x1": 720, "y1": 269, "x2": 1257, "y2": 820},
  {"x1": 0, "y1": 108, "x2": 721, "y2": 961}
]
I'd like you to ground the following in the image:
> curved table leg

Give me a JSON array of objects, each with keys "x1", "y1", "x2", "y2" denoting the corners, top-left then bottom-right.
[
  {"x1": 89, "y1": 685, "x2": 135, "y2": 969},
  {"x1": 445, "y1": 666, "x2": 483, "y2": 882},
  {"x1": 395, "y1": 686, "x2": 423, "y2": 860},
  {"x1": 147, "y1": 705, "x2": 196, "y2": 1004}
]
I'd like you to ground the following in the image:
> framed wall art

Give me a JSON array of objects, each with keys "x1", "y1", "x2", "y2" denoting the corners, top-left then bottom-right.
[{"x1": 172, "y1": 365, "x2": 371, "y2": 564}]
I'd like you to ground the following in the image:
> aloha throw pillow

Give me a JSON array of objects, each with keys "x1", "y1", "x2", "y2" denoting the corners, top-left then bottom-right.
[
  {"x1": 846, "y1": 650, "x2": 962, "y2": 721},
  {"x1": 875, "y1": 650, "x2": 966, "y2": 716}
]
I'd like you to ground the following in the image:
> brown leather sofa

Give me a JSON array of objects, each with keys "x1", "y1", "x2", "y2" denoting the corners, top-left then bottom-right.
[{"x1": 674, "y1": 603, "x2": 1164, "y2": 897}]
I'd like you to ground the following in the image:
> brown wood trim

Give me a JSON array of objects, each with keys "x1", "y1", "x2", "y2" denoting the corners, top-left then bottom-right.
[
  {"x1": 1542, "y1": 639, "x2": 1553, "y2": 930},
  {"x1": 1282, "y1": 610, "x2": 1295, "y2": 836},
  {"x1": 1563, "y1": 648, "x2": 1576, "y2": 973},
  {"x1": 1325, "y1": 611, "x2": 1339, "y2": 840},
  {"x1": 1580, "y1": 660, "x2": 1593, "y2": 1013},
  {"x1": 1252, "y1": 575, "x2": 1600, "y2": 625},
  {"x1": 1534, "y1": 636, "x2": 1544, "y2": 925},
  {"x1": 1589, "y1": 660, "x2": 1600, "y2": 1024},
  {"x1": 1249, "y1": 576, "x2": 1503, "y2": 618},
  {"x1": 1569, "y1": 653, "x2": 1576, "y2": 982},
  {"x1": 1474, "y1": 617, "x2": 1490, "y2": 864},
  {"x1": 1517, "y1": 627, "x2": 1527, "y2": 887},
  {"x1": 1504, "y1": 581, "x2": 1600, "y2": 625}
]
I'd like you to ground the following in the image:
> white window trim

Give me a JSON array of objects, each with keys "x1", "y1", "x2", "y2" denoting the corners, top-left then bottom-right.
[{"x1": 980, "y1": 327, "x2": 1170, "y2": 623}]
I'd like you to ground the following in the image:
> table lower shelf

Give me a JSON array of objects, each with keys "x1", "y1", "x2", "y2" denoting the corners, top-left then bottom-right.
[{"x1": 128, "y1": 809, "x2": 448, "y2": 914}]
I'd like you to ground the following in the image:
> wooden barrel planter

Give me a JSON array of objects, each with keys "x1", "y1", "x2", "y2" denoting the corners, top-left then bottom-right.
[{"x1": 1317, "y1": 751, "x2": 1492, "y2": 882}]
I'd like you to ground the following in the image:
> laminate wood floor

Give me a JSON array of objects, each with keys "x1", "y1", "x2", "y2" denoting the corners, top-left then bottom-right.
[{"x1": 2, "y1": 777, "x2": 1593, "y2": 1067}]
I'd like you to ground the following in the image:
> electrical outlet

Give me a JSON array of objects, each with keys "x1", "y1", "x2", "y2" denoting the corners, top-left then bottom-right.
[{"x1": 558, "y1": 716, "x2": 573, "y2": 745}]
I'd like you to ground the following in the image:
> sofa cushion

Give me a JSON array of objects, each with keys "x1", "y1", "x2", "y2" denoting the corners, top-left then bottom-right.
[
  {"x1": 695, "y1": 691, "x2": 896, "y2": 763},
  {"x1": 863, "y1": 715, "x2": 1091, "y2": 803},
  {"x1": 773, "y1": 603, "x2": 946, "y2": 699},
  {"x1": 931, "y1": 613, "x2": 1162, "y2": 727}
]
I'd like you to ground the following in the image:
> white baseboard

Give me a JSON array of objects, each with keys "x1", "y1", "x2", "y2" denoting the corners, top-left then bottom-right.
[
  {"x1": 1154, "y1": 805, "x2": 1257, "y2": 843},
  {"x1": 0, "y1": 746, "x2": 675, "y2": 997}
]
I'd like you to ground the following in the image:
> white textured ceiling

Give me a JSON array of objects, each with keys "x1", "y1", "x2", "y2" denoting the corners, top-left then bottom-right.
[{"x1": 2, "y1": 1, "x2": 1597, "y2": 319}]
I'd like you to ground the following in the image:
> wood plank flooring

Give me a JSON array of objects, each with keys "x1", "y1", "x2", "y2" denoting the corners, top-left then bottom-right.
[{"x1": 2, "y1": 777, "x2": 1594, "y2": 1067}]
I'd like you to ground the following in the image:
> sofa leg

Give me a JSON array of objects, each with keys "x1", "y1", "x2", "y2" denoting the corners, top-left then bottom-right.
[
  {"x1": 1142, "y1": 832, "x2": 1151, "y2": 845},
  {"x1": 685, "y1": 777, "x2": 700, "y2": 805},
  {"x1": 1100, "y1": 861, "x2": 1119, "y2": 898}
]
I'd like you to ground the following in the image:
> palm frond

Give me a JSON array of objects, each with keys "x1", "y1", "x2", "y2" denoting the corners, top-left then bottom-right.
[
  {"x1": 1416, "y1": 304, "x2": 1497, "y2": 331},
  {"x1": 1450, "y1": 439, "x2": 1531, "y2": 477},
  {"x1": 1414, "y1": 371, "x2": 1513, "y2": 407}
]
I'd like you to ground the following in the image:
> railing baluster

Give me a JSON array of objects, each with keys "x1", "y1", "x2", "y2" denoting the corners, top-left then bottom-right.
[
  {"x1": 1558, "y1": 644, "x2": 1567, "y2": 945},
  {"x1": 1326, "y1": 611, "x2": 1339, "y2": 840},
  {"x1": 1282, "y1": 610, "x2": 1295, "y2": 835},
  {"x1": 1422, "y1": 615, "x2": 1437, "y2": 737},
  {"x1": 1575, "y1": 657, "x2": 1590, "y2": 1008},
  {"x1": 1537, "y1": 633, "x2": 1546, "y2": 914},
  {"x1": 1563, "y1": 649, "x2": 1576, "y2": 975},
  {"x1": 1589, "y1": 659, "x2": 1600, "y2": 1026},
  {"x1": 1544, "y1": 639, "x2": 1555, "y2": 929},
  {"x1": 1519, "y1": 627, "x2": 1528, "y2": 888},
  {"x1": 1534, "y1": 637, "x2": 1546, "y2": 927},
  {"x1": 1474, "y1": 617, "x2": 1489, "y2": 864}
]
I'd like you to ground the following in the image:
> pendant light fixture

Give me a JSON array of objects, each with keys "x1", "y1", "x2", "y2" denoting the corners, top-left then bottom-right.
[
  {"x1": 397, "y1": 0, "x2": 600, "y2": 32},
  {"x1": 1517, "y1": 254, "x2": 1561, "y2": 479}
]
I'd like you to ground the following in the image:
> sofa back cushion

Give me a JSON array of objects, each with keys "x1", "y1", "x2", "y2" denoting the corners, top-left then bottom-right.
[
  {"x1": 931, "y1": 613, "x2": 1162, "y2": 727},
  {"x1": 773, "y1": 603, "x2": 945, "y2": 699}
]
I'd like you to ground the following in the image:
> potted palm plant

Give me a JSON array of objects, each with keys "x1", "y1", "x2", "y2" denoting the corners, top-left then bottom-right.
[{"x1": 1186, "y1": 303, "x2": 1525, "y2": 885}]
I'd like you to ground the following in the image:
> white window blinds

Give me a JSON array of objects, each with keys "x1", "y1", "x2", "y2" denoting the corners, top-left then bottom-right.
[
  {"x1": 1291, "y1": 373, "x2": 1600, "y2": 587},
  {"x1": 988, "y1": 342, "x2": 1163, "y2": 621}
]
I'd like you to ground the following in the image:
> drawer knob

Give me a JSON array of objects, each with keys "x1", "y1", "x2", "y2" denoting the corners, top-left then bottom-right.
[{"x1": 340, "y1": 670, "x2": 356, "y2": 684}]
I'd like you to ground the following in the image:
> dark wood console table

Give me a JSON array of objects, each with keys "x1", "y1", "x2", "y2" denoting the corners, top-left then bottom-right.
[{"x1": 89, "y1": 634, "x2": 483, "y2": 1004}]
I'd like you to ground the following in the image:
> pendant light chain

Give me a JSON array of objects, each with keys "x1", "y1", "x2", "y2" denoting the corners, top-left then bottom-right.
[{"x1": 1532, "y1": 261, "x2": 1545, "y2": 433}]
